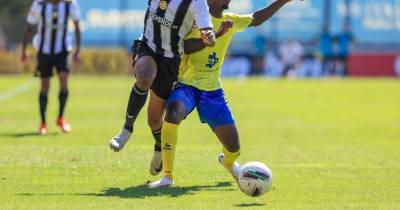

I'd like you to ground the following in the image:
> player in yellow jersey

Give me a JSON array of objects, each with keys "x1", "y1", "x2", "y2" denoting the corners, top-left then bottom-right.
[{"x1": 149, "y1": 0, "x2": 298, "y2": 188}]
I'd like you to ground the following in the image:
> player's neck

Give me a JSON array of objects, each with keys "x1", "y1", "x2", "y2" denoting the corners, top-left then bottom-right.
[{"x1": 209, "y1": 6, "x2": 223, "y2": 18}]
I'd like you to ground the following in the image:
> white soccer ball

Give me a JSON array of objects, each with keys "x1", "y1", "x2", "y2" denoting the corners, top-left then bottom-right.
[{"x1": 237, "y1": 161, "x2": 273, "y2": 197}]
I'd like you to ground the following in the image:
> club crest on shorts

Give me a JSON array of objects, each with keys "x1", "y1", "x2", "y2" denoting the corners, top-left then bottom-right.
[{"x1": 159, "y1": 0, "x2": 168, "y2": 11}]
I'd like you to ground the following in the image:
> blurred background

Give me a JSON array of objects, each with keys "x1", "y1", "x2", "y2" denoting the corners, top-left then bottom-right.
[{"x1": 0, "y1": 0, "x2": 399, "y2": 78}]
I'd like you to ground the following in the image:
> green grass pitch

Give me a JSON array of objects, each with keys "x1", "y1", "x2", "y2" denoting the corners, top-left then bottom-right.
[{"x1": 0, "y1": 76, "x2": 399, "y2": 209}]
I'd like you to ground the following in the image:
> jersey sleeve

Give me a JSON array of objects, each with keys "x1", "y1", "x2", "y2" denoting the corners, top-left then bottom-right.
[
  {"x1": 189, "y1": 0, "x2": 213, "y2": 29},
  {"x1": 70, "y1": 0, "x2": 81, "y2": 21},
  {"x1": 228, "y1": 13, "x2": 253, "y2": 32},
  {"x1": 26, "y1": 1, "x2": 41, "y2": 25},
  {"x1": 184, "y1": 26, "x2": 201, "y2": 40}
]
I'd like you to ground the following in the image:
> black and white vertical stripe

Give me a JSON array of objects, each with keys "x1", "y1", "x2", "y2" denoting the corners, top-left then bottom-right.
[
  {"x1": 142, "y1": 0, "x2": 196, "y2": 58},
  {"x1": 38, "y1": 1, "x2": 71, "y2": 55}
]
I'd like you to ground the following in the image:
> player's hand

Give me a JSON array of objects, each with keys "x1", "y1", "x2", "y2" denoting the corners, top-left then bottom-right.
[
  {"x1": 73, "y1": 51, "x2": 81, "y2": 63},
  {"x1": 215, "y1": 20, "x2": 233, "y2": 38},
  {"x1": 200, "y1": 29, "x2": 216, "y2": 47},
  {"x1": 20, "y1": 51, "x2": 29, "y2": 64}
]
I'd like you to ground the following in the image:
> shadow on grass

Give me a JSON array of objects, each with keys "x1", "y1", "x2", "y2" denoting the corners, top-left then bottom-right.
[
  {"x1": 234, "y1": 203, "x2": 266, "y2": 208},
  {"x1": 0, "y1": 132, "x2": 59, "y2": 138},
  {"x1": 77, "y1": 181, "x2": 234, "y2": 198}
]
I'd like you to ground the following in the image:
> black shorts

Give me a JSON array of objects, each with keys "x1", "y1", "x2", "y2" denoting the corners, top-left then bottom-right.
[
  {"x1": 37, "y1": 52, "x2": 69, "y2": 78},
  {"x1": 136, "y1": 43, "x2": 180, "y2": 100}
]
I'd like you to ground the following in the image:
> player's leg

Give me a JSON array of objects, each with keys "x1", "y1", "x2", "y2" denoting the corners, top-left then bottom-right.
[
  {"x1": 37, "y1": 53, "x2": 52, "y2": 135},
  {"x1": 56, "y1": 71, "x2": 71, "y2": 132},
  {"x1": 125, "y1": 56, "x2": 157, "y2": 130},
  {"x1": 214, "y1": 124, "x2": 241, "y2": 180},
  {"x1": 55, "y1": 52, "x2": 71, "y2": 133},
  {"x1": 161, "y1": 99, "x2": 187, "y2": 178},
  {"x1": 148, "y1": 85, "x2": 196, "y2": 188},
  {"x1": 196, "y1": 88, "x2": 241, "y2": 179},
  {"x1": 147, "y1": 91, "x2": 166, "y2": 175},
  {"x1": 148, "y1": 101, "x2": 187, "y2": 188},
  {"x1": 110, "y1": 55, "x2": 157, "y2": 152},
  {"x1": 38, "y1": 77, "x2": 50, "y2": 134}
]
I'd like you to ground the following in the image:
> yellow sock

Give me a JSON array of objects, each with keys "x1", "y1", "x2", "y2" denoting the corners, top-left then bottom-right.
[
  {"x1": 223, "y1": 147, "x2": 240, "y2": 169},
  {"x1": 161, "y1": 121, "x2": 179, "y2": 180}
]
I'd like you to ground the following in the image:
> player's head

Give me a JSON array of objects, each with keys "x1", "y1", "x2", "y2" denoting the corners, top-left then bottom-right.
[{"x1": 209, "y1": 0, "x2": 231, "y2": 10}]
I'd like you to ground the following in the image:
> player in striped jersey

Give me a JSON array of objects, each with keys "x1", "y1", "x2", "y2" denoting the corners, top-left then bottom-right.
[
  {"x1": 149, "y1": 0, "x2": 298, "y2": 188},
  {"x1": 110, "y1": 0, "x2": 218, "y2": 175},
  {"x1": 21, "y1": 0, "x2": 81, "y2": 135}
]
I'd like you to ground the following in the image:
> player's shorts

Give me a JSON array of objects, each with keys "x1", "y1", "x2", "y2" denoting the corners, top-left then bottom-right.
[
  {"x1": 167, "y1": 83, "x2": 235, "y2": 129},
  {"x1": 37, "y1": 52, "x2": 69, "y2": 78},
  {"x1": 136, "y1": 42, "x2": 180, "y2": 100}
]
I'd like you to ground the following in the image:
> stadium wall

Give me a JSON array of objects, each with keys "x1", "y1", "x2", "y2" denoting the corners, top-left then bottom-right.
[{"x1": 349, "y1": 53, "x2": 398, "y2": 77}]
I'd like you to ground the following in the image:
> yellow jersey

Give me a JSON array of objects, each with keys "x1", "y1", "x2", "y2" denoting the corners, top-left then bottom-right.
[{"x1": 179, "y1": 12, "x2": 253, "y2": 91}]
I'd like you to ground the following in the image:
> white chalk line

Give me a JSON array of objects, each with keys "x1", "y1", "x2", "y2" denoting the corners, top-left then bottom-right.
[{"x1": 0, "y1": 79, "x2": 36, "y2": 102}]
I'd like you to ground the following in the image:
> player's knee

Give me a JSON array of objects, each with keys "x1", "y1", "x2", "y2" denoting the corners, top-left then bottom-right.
[
  {"x1": 135, "y1": 78, "x2": 153, "y2": 90},
  {"x1": 41, "y1": 80, "x2": 50, "y2": 92},
  {"x1": 135, "y1": 57, "x2": 156, "y2": 90},
  {"x1": 165, "y1": 102, "x2": 186, "y2": 124},
  {"x1": 147, "y1": 116, "x2": 162, "y2": 130}
]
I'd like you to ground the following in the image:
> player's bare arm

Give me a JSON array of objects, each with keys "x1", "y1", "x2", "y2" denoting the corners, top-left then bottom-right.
[
  {"x1": 185, "y1": 21, "x2": 233, "y2": 54},
  {"x1": 73, "y1": 20, "x2": 81, "y2": 62},
  {"x1": 21, "y1": 24, "x2": 35, "y2": 63},
  {"x1": 250, "y1": 0, "x2": 298, "y2": 27}
]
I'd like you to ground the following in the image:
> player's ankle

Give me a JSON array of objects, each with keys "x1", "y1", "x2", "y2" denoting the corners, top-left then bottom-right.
[{"x1": 165, "y1": 175, "x2": 173, "y2": 180}]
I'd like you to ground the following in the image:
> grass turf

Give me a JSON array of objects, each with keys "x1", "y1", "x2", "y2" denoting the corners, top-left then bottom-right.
[{"x1": 0, "y1": 76, "x2": 399, "y2": 209}]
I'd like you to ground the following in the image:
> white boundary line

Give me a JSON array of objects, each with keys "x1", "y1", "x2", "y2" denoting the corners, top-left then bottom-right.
[{"x1": 0, "y1": 79, "x2": 36, "y2": 102}]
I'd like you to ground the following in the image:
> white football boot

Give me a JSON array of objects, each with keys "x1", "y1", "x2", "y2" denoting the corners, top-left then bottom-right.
[
  {"x1": 109, "y1": 128, "x2": 132, "y2": 152},
  {"x1": 148, "y1": 176, "x2": 174, "y2": 188}
]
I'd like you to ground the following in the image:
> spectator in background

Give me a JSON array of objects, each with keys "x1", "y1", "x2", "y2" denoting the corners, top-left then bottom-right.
[
  {"x1": 0, "y1": 28, "x2": 6, "y2": 50},
  {"x1": 264, "y1": 50, "x2": 284, "y2": 77},
  {"x1": 250, "y1": 29, "x2": 267, "y2": 75},
  {"x1": 296, "y1": 54, "x2": 322, "y2": 78},
  {"x1": 279, "y1": 38, "x2": 304, "y2": 77},
  {"x1": 318, "y1": 25, "x2": 334, "y2": 76},
  {"x1": 335, "y1": 23, "x2": 354, "y2": 76}
]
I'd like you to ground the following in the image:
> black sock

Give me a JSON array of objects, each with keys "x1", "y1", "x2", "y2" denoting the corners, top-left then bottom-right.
[
  {"x1": 124, "y1": 84, "x2": 148, "y2": 132},
  {"x1": 39, "y1": 91, "x2": 48, "y2": 123},
  {"x1": 152, "y1": 128, "x2": 162, "y2": 152},
  {"x1": 58, "y1": 89, "x2": 69, "y2": 118}
]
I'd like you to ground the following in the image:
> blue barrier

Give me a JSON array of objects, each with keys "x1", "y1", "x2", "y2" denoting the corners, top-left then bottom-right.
[{"x1": 78, "y1": 0, "x2": 400, "y2": 47}]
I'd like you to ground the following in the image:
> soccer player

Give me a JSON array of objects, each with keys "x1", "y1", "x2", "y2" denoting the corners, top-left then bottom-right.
[
  {"x1": 334, "y1": 23, "x2": 354, "y2": 76},
  {"x1": 109, "y1": 0, "x2": 217, "y2": 176},
  {"x1": 21, "y1": 0, "x2": 81, "y2": 135},
  {"x1": 148, "y1": 0, "x2": 297, "y2": 188}
]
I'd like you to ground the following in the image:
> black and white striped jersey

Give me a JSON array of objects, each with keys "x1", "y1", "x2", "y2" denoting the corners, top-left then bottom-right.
[
  {"x1": 141, "y1": 0, "x2": 213, "y2": 58},
  {"x1": 27, "y1": 0, "x2": 80, "y2": 55}
]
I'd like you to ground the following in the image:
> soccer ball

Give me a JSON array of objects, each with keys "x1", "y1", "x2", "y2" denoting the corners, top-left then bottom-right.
[{"x1": 237, "y1": 161, "x2": 272, "y2": 197}]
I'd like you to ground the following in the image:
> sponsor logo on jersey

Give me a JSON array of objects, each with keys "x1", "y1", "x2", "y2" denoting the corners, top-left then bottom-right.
[
  {"x1": 205, "y1": 52, "x2": 219, "y2": 69},
  {"x1": 149, "y1": 11, "x2": 178, "y2": 29}
]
